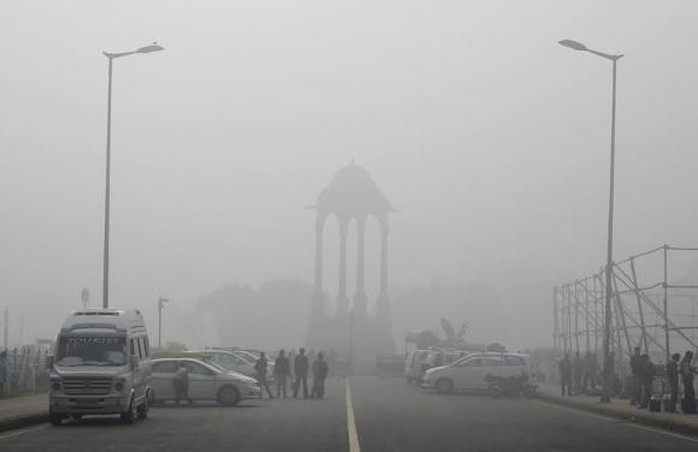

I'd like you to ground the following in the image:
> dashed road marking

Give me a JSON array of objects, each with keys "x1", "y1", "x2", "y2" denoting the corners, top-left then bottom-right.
[
  {"x1": 0, "y1": 424, "x2": 49, "y2": 440},
  {"x1": 345, "y1": 379, "x2": 361, "y2": 452}
]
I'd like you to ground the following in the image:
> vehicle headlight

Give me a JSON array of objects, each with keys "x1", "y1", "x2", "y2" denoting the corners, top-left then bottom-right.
[
  {"x1": 51, "y1": 380, "x2": 61, "y2": 391},
  {"x1": 114, "y1": 380, "x2": 125, "y2": 391}
]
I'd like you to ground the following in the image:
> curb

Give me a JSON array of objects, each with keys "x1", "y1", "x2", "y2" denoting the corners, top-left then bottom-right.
[
  {"x1": 538, "y1": 392, "x2": 698, "y2": 437},
  {"x1": 0, "y1": 411, "x2": 48, "y2": 434}
]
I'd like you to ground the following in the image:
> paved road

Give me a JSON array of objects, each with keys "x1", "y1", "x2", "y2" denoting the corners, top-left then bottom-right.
[{"x1": 1, "y1": 377, "x2": 696, "y2": 451}]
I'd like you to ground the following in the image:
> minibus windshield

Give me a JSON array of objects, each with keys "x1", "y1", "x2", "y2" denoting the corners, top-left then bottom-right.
[{"x1": 56, "y1": 335, "x2": 127, "y2": 367}]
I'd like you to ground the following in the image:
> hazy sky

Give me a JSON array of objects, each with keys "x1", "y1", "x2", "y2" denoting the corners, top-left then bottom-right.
[{"x1": 2, "y1": 1, "x2": 698, "y2": 347}]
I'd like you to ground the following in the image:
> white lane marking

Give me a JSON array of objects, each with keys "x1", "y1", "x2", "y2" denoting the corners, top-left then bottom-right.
[
  {"x1": 345, "y1": 379, "x2": 361, "y2": 452},
  {"x1": 537, "y1": 400, "x2": 698, "y2": 443},
  {"x1": 0, "y1": 424, "x2": 49, "y2": 440}
]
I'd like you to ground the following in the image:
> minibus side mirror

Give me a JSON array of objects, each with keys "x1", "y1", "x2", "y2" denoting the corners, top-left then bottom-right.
[
  {"x1": 130, "y1": 355, "x2": 139, "y2": 370},
  {"x1": 46, "y1": 355, "x2": 54, "y2": 370}
]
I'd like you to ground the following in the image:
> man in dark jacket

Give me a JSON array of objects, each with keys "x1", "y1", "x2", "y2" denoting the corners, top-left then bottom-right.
[
  {"x1": 255, "y1": 352, "x2": 274, "y2": 400},
  {"x1": 666, "y1": 353, "x2": 680, "y2": 413},
  {"x1": 629, "y1": 346, "x2": 642, "y2": 405},
  {"x1": 293, "y1": 348, "x2": 309, "y2": 399},
  {"x1": 274, "y1": 349, "x2": 290, "y2": 398},
  {"x1": 311, "y1": 352, "x2": 329, "y2": 399},
  {"x1": 681, "y1": 351, "x2": 696, "y2": 414},
  {"x1": 573, "y1": 351, "x2": 583, "y2": 394},
  {"x1": 639, "y1": 354, "x2": 655, "y2": 409},
  {"x1": 558, "y1": 353, "x2": 572, "y2": 396},
  {"x1": 173, "y1": 363, "x2": 191, "y2": 405}
]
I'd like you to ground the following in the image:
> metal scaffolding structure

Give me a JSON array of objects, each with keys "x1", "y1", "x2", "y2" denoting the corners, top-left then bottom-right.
[{"x1": 553, "y1": 245, "x2": 698, "y2": 371}]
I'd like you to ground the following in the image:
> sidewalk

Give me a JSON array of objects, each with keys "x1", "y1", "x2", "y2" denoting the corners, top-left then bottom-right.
[
  {"x1": 0, "y1": 394, "x2": 48, "y2": 433},
  {"x1": 538, "y1": 384, "x2": 698, "y2": 437}
]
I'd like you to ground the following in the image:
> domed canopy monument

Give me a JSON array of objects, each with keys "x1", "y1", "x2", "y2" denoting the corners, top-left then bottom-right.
[{"x1": 307, "y1": 162, "x2": 396, "y2": 364}]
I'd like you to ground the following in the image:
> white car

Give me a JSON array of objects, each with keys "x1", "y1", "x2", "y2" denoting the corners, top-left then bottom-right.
[
  {"x1": 191, "y1": 349, "x2": 275, "y2": 383},
  {"x1": 150, "y1": 358, "x2": 260, "y2": 406},
  {"x1": 422, "y1": 352, "x2": 530, "y2": 394},
  {"x1": 188, "y1": 350, "x2": 258, "y2": 378}
]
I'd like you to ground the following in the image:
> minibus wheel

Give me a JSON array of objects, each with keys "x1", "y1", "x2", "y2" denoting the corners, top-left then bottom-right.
[
  {"x1": 49, "y1": 413, "x2": 64, "y2": 426},
  {"x1": 120, "y1": 396, "x2": 138, "y2": 424},
  {"x1": 137, "y1": 394, "x2": 149, "y2": 419}
]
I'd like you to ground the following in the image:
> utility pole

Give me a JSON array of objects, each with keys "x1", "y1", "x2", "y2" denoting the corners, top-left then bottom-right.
[
  {"x1": 18, "y1": 313, "x2": 24, "y2": 346},
  {"x1": 3, "y1": 306, "x2": 8, "y2": 351},
  {"x1": 158, "y1": 297, "x2": 169, "y2": 348},
  {"x1": 81, "y1": 289, "x2": 90, "y2": 310}
]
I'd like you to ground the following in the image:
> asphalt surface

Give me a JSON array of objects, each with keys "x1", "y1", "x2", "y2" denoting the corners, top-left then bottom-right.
[{"x1": 1, "y1": 377, "x2": 697, "y2": 452}]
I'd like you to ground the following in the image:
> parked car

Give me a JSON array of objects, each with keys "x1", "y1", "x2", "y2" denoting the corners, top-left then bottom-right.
[
  {"x1": 405, "y1": 349, "x2": 469, "y2": 384},
  {"x1": 150, "y1": 357, "x2": 260, "y2": 406},
  {"x1": 422, "y1": 352, "x2": 530, "y2": 394},
  {"x1": 188, "y1": 350, "x2": 256, "y2": 377}
]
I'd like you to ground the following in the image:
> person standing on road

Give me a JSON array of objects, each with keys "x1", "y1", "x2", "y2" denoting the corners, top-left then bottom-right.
[
  {"x1": 629, "y1": 346, "x2": 642, "y2": 405},
  {"x1": 255, "y1": 352, "x2": 275, "y2": 400},
  {"x1": 680, "y1": 351, "x2": 696, "y2": 414},
  {"x1": 638, "y1": 354, "x2": 655, "y2": 409},
  {"x1": 572, "y1": 351, "x2": 583, "y2": 394},
  {"x1": 558, "y1": 353, "x2": 572, "y2": 396},
  {"x1": 0, "y1": 350, "x2": 7, "y2": 398},
  {"x1": 173, "y1": 363, "x2": 191, "y2": 405},
  {"x1": 274, "y1": 349, "x2": 290, "y2": 399},
  {"x1": 293, "y1": 347, "x2": 309, "y2": 399},
  {"x1": 288, "y1": 349, "x2": 296, "y2": 382},
  {"x1": 311, "y1": 352, "x2": 329, "y2": 399},
  {"x1": 666, "y1": 353, "x2": 681, "y2": 413},
  {"x1": 581, "y1": 351, "x2": 594, "y2": 393}
]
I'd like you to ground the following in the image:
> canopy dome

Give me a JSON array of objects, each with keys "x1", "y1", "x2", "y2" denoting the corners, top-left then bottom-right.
[{"x1": 313, "y1": 162, "x2": 393, "y2": 218}]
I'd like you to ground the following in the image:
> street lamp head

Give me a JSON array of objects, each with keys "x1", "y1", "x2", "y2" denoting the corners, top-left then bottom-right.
[
  {"x1": 559, "y1": 39, "x2": 587, "y2": 51},
  {"x1": 137, "y1": 43, "x2": 164, "y2": 54}
]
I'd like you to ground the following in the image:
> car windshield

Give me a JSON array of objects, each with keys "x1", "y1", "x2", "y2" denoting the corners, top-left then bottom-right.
[{"x1": 56, "y1": 335, "x2": 127, "y2": 367}]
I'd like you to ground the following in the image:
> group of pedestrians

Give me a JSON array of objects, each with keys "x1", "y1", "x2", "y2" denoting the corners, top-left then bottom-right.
[
  {"x1": 558, "y1": 351, "x2": 598, "y2": 396},
  {"x1": 667, "y1": 351, "x2": 696, "y2": 414},
  {"x1": 559, "y1": 347, "x2": 697, "y2": 415},
  {"x1": 629, "y1": 347, "x2": 656, "y2": 409},
  {"x1": 254, "y1": 348, "x2": 330, "y2": 400}
]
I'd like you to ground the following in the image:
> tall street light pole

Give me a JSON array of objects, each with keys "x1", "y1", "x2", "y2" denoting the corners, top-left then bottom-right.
[
  {"x1": 102, "y1": 43, "x2": 164, "y2": 309},
  {"x1": 559, "y1": 39, "x2": 623, "y2": 403}
]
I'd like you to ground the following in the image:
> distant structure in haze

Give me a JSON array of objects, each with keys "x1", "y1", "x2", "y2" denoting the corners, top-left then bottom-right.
[{"x1": 306, "y1": 162, "x2": 396, "y2": 366}]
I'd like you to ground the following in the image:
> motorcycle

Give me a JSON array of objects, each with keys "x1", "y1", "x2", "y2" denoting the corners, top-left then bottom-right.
[{"x1": 486, "y1": 373, "x2": 537, "y2": 398}]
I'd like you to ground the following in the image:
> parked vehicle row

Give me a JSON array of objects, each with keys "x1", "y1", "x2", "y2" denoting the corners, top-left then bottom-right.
[
  {"x1": 405, "y1": 347, "x2": 536, "y2": 396},
  {"x1": 47, "y1": 309, "x2": 263, "y2": 426}
]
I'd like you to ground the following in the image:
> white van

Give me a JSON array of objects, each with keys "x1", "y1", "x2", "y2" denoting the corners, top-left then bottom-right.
[
  {"x1": 405, "y1": 350, "x2": 431, "y2": 384},
  {"x1": 48, "y1": 309, "x2": 153, "y2": 425},
  {"x1": 422, "y1": 351, "x2": 530, "y2": 394}
]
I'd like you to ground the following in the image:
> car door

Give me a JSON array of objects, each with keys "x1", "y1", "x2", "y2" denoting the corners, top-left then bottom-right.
[
  {"x1": 454, "y1": 355, "x2": 485, "y2": 390},
  {"x1": 481, "y1": 356, "x2": 506, "y2": 389},
  {"x1": 184, "y1": 361, "x2": 216, "y2": 400},
  {"x1": 151, "y1": 360, "x2": 177, "y2": 400}
]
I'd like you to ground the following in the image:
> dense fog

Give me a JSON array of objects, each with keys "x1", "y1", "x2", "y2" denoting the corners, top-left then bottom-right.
[{"x1": 2, "y1": 0, "x2": 698, "y2": 352}]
